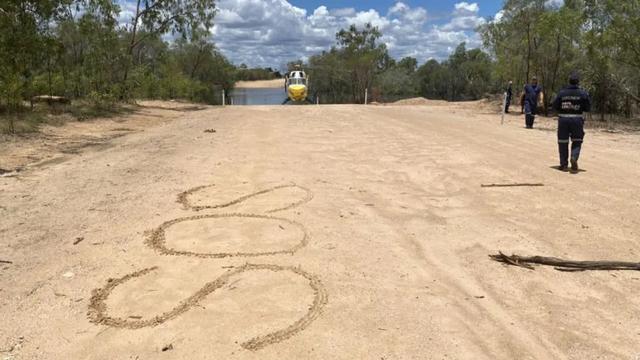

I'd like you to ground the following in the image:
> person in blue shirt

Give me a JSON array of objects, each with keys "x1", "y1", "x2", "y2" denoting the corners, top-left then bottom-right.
[
  {"x1": 523, "y1": 77, "x2": 543, "y2": 128},
  {"x1": 552, "y1": 72, "x2": 591, "y2": 172}
]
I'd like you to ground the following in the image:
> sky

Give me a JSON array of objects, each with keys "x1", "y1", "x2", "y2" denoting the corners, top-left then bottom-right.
[{"x1": 118, "y1": 0, "x2": 512, "y2": 69}]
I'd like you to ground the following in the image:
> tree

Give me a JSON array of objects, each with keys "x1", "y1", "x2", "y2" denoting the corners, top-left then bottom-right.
[
  {"x1": 307, "y1": 49, "x2": 351, "y2": 103},
  {"x1": 417, "y1": 59, "x2": 448, "y2": 99},
  {"x1": 481, "y1": 0, "x2": 640, "y2": 118},
  {"x1": 374, "y1": 57, "x2": 419, "y2": 101},
  {"x1": 1, "y1": 0, "x2": 241, "y2": 134},
  {"x1": 0, "y1": 0, "x2": 74, "y2": 112},
  {"x1": 397, "y1": 57, "x2": 418, "y2": 73},
  {"x1": 120, "y1": 0, "x2": 217, "y2": 99},
  {"x1": 605, "y1": 0, "x2": 640, "y2": 111},
  {"x1": 335, "y1": 23, "x2": 388, "y2": 103}
]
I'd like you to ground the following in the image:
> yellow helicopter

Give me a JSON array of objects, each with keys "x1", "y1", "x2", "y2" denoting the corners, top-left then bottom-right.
[{"x1": 283, "y1": 67, "x2": 314, "y2": 104}]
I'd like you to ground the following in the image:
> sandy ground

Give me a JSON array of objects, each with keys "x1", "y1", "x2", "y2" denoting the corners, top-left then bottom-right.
[
  {"x1": 1, "y1": 101, "x2": 640, "y2": 360},
  {"x1": 235, "y1": 79, "x2": 284, "y2": 89},
  {"x1": 0, "y1": 101, "x2": 209, "y2": 172}
]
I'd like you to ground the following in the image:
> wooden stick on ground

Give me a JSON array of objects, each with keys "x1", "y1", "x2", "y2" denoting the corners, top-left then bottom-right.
[
  {"x1": 0, "y1": 260, "x2": 13, "y2": 264},
  {"x1": 490, "y1": 252, "x2": 640, "y2": 271},
  {"x1": 481, "y1": 183, "x2": 545, "y2": 188}
]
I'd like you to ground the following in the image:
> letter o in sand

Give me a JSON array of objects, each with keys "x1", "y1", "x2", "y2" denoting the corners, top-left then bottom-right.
[{"x1": 145, "y1": 214, "x2": 309, "y2": 258}]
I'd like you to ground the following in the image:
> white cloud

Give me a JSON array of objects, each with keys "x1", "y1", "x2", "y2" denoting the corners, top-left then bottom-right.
[
  {"x1": 346, "y1": 9, "x2": 391, "y2": 30},
  {"x1": 441, "y1": 16, "x2": 485, "y2": 31},
  {"x1": 389, "y1": 2, "x2": 410, "y2": 16},
  {"x1": 441, "y1": 2, "x2": 485, "y2": 31},
  {"x1": 207, "y1": 0, "x2": 484, "y2": 68},
  {"x1": 331, "y1": 8, "x2": 357, "y2": 17},
  {"x1": 454, "y1": 2, "x2": 480, "y2": 16}
]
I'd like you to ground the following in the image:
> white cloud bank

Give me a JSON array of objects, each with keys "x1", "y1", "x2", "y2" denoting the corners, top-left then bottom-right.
[{"x1": 120, "y1": 0, "x2": 487, "y2": 68}]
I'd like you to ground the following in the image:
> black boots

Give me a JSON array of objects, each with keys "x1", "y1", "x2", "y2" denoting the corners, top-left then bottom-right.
[
  {"x1": 570, "y1": 158, "x2": 579, "y2": 173},
  {"x1": 525, "y1": 114, "x2": 534, "y2": 128}
]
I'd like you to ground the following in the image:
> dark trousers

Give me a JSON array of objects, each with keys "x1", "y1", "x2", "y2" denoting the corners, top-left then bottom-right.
[
  {"x1": 558, "y1": 117, "x2": 585, "y2": 167},
  {"x1": 524, "y1": 102, "x2": 535, "y2": 128},
  {"x1": 525, "y1": 114, "x2": 535, "y2": 128},
  {"x1": 505, "y1": 96, "x2": 512, "y2": 113}
]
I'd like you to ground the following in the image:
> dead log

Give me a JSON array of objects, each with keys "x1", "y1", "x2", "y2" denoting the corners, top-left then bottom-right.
[
  {"x1": 31, "y1": 95, "x2": 71, "y2": 105},
  {"x1": 490, "y1": 252, "x2": 640, "y2": 271}
]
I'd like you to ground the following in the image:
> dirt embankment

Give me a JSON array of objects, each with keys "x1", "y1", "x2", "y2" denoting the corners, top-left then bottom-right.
[{"x1": 0, "y1": 100, "x2": 208, "y2": 174}]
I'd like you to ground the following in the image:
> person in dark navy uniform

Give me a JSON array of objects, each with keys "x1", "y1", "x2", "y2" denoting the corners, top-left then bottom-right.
[
  {"x1": 552, "y1": 72, "x2": 591, "y2": 172},
  {"x1": 523, "y1": 77, "x2": 543, "y2": 128},
  {"x1": 505, "y1": 81, "x2": 513, "y2": 113}
]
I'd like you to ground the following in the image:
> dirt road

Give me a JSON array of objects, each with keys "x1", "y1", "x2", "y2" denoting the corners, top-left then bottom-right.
[{"x1": 1, "y1": 103, "x2": 639, "y2": 359}]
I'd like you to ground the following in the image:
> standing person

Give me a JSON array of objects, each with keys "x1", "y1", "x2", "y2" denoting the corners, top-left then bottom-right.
[
  {"x1": 523, "y1": 76, "x2": 543, "y2": 128},
  {"x1": 552, "y1": 72, "x2": 591, "y2": 172},
  {"x1": 505, "y1": 81, "x2": 513, "y2": 113}
]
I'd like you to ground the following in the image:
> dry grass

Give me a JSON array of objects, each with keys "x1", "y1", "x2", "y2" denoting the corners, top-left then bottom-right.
[{"x1": 0, "y1": 101, "x2": 135, "y2": 135}]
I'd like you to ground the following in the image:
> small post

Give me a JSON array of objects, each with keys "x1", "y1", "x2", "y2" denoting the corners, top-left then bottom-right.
[
  {"x1": 365, "y1": 88, "x2": 368, "y2": 105},
  {"x1": 230, "y1": 97, "x2": 234, "y2": 106},
  {"x1": 316, "y1": 95, "x2": 320, "y2": 105},
  {"x1": 222, "y1": 90, "x2": 226, "y2": 106}
]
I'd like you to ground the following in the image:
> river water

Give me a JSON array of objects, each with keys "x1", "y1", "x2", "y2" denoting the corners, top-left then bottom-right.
[{"x1": 231, "y1": 87, "x2": 287, "y2": 105}]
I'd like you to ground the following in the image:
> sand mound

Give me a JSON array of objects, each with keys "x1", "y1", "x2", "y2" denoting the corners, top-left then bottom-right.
[{"x1": 392, "y1": 97, "x2": 450, "y2": 106}]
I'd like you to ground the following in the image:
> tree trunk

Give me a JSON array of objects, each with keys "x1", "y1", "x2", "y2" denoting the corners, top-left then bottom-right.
[
  {"x1": 600, "y1": 75, "x2": 606, "y2": 122},
  {"x1": 190, "y1": 45, "x2": 205, "y2": 79},
  {"x1": 525, "y1": 21, "x2": 532, "y2": 82},
  {"x1": 546, "y1": 33, "x2": 563, "y2": 116},
  {"x1": 121, "y1": 0, "x2": 142, "y2": 99}
]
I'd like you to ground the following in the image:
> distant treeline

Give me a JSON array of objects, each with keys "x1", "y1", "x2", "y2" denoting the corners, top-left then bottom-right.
[
  {"x1": 295, "y1": 24, "x2": 495, "y2": 105},
  {"x1": 0, "y1": 0, "x2": 278, "y2": 133},
  {"x1": 296, "y1": 0, "x2": 640, "y2": 121},
  {"x1": 236, "y1": 66, "x2": 282, "y2": 81},
  {"x1": 0, "y1": 1, "x2": 232, "y2": 111}
]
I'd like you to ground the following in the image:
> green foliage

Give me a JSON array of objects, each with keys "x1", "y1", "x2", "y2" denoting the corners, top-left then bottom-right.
[
  {"x1": 308, "y1": 23, "x2": 391, "y2": 103},
  {"x1": 306, "y1": 25, "x2": 493, "y2": 104},
  {"x1": 307, "y1": 49, "x2": 352, "y2": 104},
  {"x1": 235, "y1": 68, "x2": 279, "y2": 81},
  {"x1": 0, "y1": 0, "x2": 238, "y2": 133},
  {"x1": 480, "y1": 0, "x2": 640, "y2": 118},
  {"x1": 373, "y1": 57, "x2": 419, "y2": 102}
]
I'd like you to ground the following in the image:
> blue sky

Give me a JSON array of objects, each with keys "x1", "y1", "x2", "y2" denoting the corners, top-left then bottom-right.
[{"x1": 118, "y1": 0, "x2": 510, "y2": 69}]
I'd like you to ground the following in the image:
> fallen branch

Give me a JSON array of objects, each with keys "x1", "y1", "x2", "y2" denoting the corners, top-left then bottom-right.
[
  {"x1": 490, "y1": 252, "x2": 640, "y2": 271},
  {"x1": 481, "y1": 183, "x2": 544, "y2": 188},
  {"x1": 31, "y1": 95, "x2": 71, "y2": 105},
  {"x1": 0, "y1": 260, "x2": 13, "y2": 264}
]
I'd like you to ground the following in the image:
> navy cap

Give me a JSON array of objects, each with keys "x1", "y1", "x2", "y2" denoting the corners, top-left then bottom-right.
[{"x1": 569, "y1": 71, "x2": 580, "y2": 84}]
